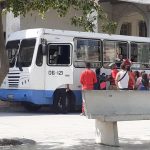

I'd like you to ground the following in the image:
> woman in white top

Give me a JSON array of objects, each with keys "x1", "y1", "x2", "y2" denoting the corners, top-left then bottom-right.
[{"x1": 115, "y1": 63, "x2": 129, "y2": 90}]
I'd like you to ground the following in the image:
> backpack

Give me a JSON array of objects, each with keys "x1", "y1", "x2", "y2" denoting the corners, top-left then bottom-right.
[
  {"x1": 94, "y1": 74, "x2": 107, "y2": 90},
  {"x1": 99, "y1": 74, "x2": 106, "y2": 90}
]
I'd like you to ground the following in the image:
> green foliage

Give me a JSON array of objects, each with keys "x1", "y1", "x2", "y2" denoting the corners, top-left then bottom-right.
[{"x1": 0, "y1": 0, "x2": 117, "y2": 33}]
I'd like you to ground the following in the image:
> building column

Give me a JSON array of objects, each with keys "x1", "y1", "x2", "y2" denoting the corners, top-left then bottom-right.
[
  {"x1": 6, "y1": 12, "x2": 20, "y2": 40},
  {"x1": 145, "y1": 12, "x2": 150, "y2": 37},
  {"x1": 132, "y1": 20, "x2": 138, "y2": 36}
]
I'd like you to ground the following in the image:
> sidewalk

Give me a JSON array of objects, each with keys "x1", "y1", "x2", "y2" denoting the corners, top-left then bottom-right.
[{"x1": 0, "y1": 113, "x2": 150, "y2": 149}]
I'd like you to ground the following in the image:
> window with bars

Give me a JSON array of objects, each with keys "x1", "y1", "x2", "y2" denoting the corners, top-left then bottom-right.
[
  {"x1": 139, "y1": 21, "x2": 147, "y2": 37},
  {"x1": 120, "y1": 22, "x2": 131, "y2": 36}
]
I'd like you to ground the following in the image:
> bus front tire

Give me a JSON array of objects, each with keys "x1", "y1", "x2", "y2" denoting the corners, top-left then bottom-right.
[{"x1": 53, "y1": 89, "x2": 75, "y2": 114}]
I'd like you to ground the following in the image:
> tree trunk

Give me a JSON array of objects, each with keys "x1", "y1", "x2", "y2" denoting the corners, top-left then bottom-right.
[{"x1": 0, "y1": 7, "x2": 9, "y2": 85}]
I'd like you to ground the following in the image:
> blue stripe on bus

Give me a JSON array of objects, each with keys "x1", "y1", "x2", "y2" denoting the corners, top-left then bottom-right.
[
  {"x1": 0, "y1": 89, "x2": 82, "y2": 105},
  {"x1": 73, "y1": 90, "x2": 82, "y2": 105}
]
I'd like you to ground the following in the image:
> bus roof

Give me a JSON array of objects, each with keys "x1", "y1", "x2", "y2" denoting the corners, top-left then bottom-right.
[
  {"x1": 7, "y1": 28, "x2": 150, "y2": 43},
  {"x1": 44, "y1": 28, "x2": 150, "y2": 43},
  {"x1": 7, "y1": 28, "x2": 44, "y2": 41}
]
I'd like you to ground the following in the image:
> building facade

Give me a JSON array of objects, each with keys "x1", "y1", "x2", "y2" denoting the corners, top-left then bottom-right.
[{"x1": 2, "y1": 0, "x2": 150, "y2": 39}]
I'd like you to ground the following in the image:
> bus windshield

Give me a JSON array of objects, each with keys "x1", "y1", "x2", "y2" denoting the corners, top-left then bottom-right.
[
  {"x1": 6, "y1": 40, "x2": 20, "y2": 68},
  {"x1": 16, "y1": 38, "x2": 36, "y2": 67}
]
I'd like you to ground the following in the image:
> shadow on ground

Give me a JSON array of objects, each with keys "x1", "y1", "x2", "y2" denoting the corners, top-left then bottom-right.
[
  {"x1": 0, "y1": 138, "x2": 150, "y2": 150},
  {"x1": 119, "y1": 137, "x2": 150, "y2": 150},
  {"x1": 0, "y1": 101, "x2": 81, "y2": 116},
  {"x1": 36, "y1": 138, "x2": 150, "y2": 150}
]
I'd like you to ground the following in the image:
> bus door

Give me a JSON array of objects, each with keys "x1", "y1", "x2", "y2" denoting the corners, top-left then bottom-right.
[{"x1": 45, "y1": 43, "x2": 73, "y2": 93}]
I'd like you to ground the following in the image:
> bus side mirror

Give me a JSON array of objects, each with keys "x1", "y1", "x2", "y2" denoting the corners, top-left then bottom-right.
[
  {"x1": 41, "y1": 38, "x2": 47, "y2": 55},
  {"x1": 42, "y1": 44, "x2": 47, "y2": 55}
]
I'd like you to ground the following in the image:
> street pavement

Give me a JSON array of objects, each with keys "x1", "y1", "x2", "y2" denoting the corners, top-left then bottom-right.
[{"x1": 0, "y1": 112, "x2": 150, "y2": 149}]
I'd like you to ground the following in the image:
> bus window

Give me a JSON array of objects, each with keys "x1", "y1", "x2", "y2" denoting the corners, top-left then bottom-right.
[
  {"x1": 47, "y1": 44, "x2": 71, "y2": 66},
  {"x1": 16, "y1": 39, "x2": 36, "y2": 67},
  {"x1": 74, "y1": 38, "x2": 101, "y2": 68},
  {"x1": 36, "y1": 44, "x2": 43, "y2": 66},
  {"x1": 131, "y1": 42, "x2": 150, "y2": 69},
  {"x1": 6, "y1": 40, "x2": 20, "y2": 68},
  {"x1": 130, "y1": 43, "x2": 138, "y2": 62},
  {"x1": 103, "y1": 40, "x2": 128, "y2": 68}
]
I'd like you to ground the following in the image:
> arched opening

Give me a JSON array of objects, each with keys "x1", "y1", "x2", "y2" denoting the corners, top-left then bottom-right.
[{"x1": 118, "y1": 12, "x2": 147, "y2": 37}]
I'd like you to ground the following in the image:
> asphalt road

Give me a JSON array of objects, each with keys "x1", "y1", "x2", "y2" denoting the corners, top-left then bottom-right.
[{"x1": 0, "y1": 111, "x2": 150, "y2": 150}]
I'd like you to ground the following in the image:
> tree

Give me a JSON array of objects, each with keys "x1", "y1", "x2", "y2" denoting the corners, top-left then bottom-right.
[
  {"x1": 0, "y1": 0, "x2": 117, "y2": 85},
  {"x1": 0, "y1": 2, "x2": 9, "y2": 85}
]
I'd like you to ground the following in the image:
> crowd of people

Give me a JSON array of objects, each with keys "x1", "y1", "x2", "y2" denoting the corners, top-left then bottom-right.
[
  {"x1": 79, "y1": 61, "x2": 150, "y2": 115},
  {"x1": 80, "y1": 60, "x2": 150, "y2": 92},
  {"x1": 109, "y1": 59, "x2": 149, "y2": 90}
]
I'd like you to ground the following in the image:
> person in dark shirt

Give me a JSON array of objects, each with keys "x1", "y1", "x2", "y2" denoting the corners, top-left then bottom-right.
[
  {"x1": 94, "y1": 68, "x2": 107, "y2": 90},
  {"x1": 94, "y1": 68, "x2": 101, "y2": 90}
]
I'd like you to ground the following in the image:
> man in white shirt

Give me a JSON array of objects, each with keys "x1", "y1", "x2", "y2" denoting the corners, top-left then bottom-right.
[{"x1": 115, "y1": 63, "x2": 129, "y2": 90}]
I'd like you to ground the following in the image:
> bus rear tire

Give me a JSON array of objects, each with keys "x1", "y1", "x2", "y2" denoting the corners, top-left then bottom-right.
[{"x1": 22, "y1": 102, "x2": 41, "y2": 112}]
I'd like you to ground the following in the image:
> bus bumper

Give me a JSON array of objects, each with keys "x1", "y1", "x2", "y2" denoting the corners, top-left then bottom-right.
[{"x1": 0, "y1": 89, "x2": 54, "y2": 105}]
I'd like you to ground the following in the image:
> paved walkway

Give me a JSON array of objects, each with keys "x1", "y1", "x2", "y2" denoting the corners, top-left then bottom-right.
[{"x1": 0, "y1": 113, "x2": 150, "y2": 149}]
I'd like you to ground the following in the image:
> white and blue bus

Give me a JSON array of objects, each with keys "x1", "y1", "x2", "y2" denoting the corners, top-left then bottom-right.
[{"x1": 0, "y1": 28, "x2": 150, "y2": 112}]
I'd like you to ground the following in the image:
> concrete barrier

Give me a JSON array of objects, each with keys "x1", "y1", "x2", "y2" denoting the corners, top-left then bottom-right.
[{"x1": 82, "y1": 90, "x2": 150, "y2": 146}]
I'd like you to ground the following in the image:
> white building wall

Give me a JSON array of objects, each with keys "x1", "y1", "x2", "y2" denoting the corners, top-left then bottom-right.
[
  {"x1": 20, "y1": 9, "x2": 83, "y2": 31},
  {"x1": 3, "y1": 2, "x2": 150, "y2": 37},
  {"x1": 6, "y1": 12, "x2": 20, "y2": 40},
  {"x1": 111, "y1": 3, "x2": 148, "y2": 36},
  {"x1": 98, "y1": 2, "x2": 112, "y2": 33}
]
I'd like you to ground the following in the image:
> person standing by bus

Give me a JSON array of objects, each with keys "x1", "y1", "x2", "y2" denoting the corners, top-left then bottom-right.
[
  {"x1": 127, "y1": 66, "x2": 135, "y2": 90},
  {"x1": 115, "y1": 63, "x2": 129, "y2": 90},
  {"x1": 109, "y1": 63, "x2": 118, "y2": 90},
  {"x1": 80, "y1": 62, "x2": 97, "y2": 115},
  {"x1": 137, "y1": 73, "x2": 149, "y2": 90},
  {"x1": 94, "y1": 68, "x2": 101, "y2": 90},
  {"x1": 115, "y1": 54, "x2": 123, "y2": 68},
  {"x1": 136, "y1": 71, "x2": 145, "y2": 89},
  {"x1": 94, "y1": 68, "x2": 106, "y2": 90}
]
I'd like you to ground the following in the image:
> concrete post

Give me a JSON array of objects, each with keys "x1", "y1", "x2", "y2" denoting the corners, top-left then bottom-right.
[
  {"x1": 6, "y1": 12, "x2": 20, "y2": 41},
  {"x1": 95, "y1": 119, "x2": 119, "y2": 146},
  {"x1": 146, "y1": 12, "x2": 150, "y2": 37}
]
